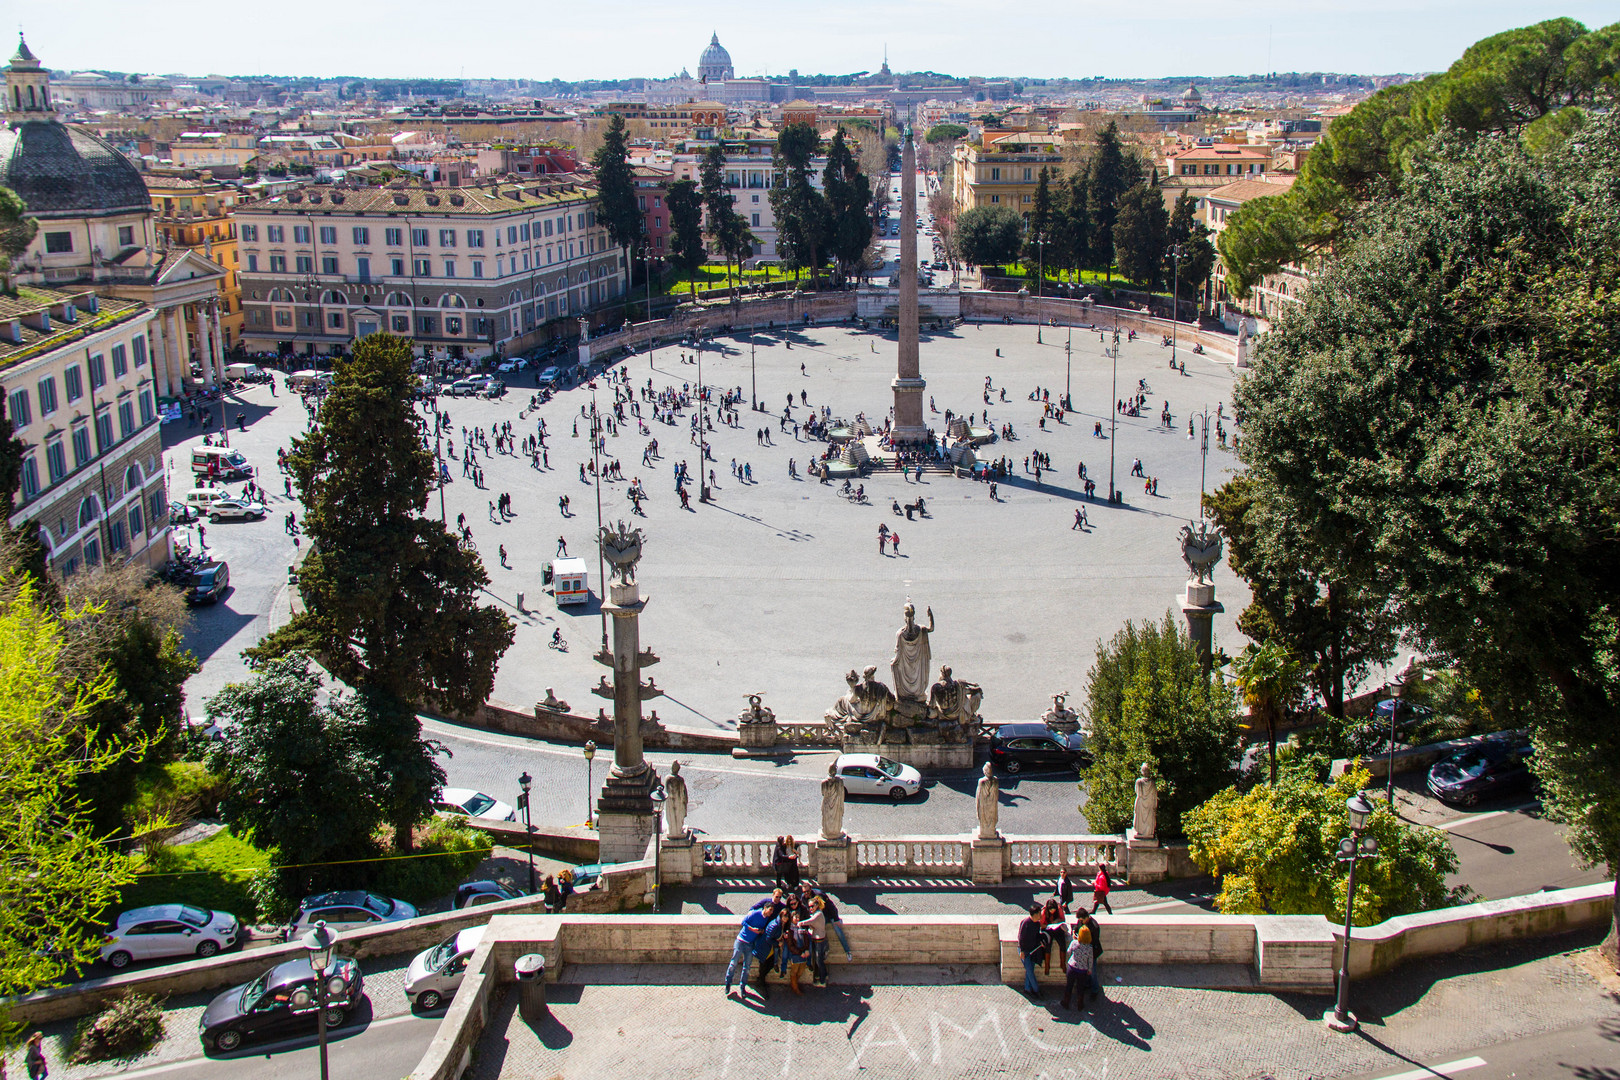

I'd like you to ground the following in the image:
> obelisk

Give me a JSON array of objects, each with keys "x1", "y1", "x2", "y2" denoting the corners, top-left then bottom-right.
[{"x1": 890, "y1": 125, "x2": 928, "y2": 444}]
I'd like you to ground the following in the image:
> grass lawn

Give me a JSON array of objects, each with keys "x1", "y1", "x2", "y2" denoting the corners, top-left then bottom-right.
[
  {"x1": 120, "y1": 829, "x2": 271, "y2": 921},
  {"x1": 990, "y1": 264, "x2": 1138, "y2": 289},
  {"x1": 662, "y1": 264, "x2": 813, "y2": 296}
]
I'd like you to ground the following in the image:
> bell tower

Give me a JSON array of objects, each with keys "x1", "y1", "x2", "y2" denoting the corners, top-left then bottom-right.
[{"x1": 6, "y1": 35, "x2": 54, "y2": 121}]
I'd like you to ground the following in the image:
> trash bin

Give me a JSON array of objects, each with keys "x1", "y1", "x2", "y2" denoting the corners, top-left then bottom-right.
[{"x1": 514, "y1": 953, "x2": 546, "y2": 1021}]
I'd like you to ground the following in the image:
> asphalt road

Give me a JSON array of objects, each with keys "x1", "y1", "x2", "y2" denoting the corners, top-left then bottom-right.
[{"x1": 1343, "y1": 1016, "x2": 1620, "y2": 1080}]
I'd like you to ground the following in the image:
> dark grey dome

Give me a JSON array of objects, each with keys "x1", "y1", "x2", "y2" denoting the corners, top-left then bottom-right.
[{"x1": 0, "y1": 120, "x2": 149, "y2": 218}]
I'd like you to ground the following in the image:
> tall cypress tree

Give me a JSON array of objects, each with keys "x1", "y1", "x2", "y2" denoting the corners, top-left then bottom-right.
[
  {"x1": 822, "y1": 127, "x2": 874, "y2": 286},
  {"x1": 770, "y1": 122, "x2": 830, "y2": 286},
  {"x1": 590, "y1": 113, "x2": 643, "y2": 286},
  {"x1": 1087, "y1": 121, "x2": 1139, "y2": 280},
  {"x1": 1113, "y1": 179, "x2": 1169, "y2": 289},
  {"x1": 666, "y1": 177, "x2": 707, "y2": 301}
]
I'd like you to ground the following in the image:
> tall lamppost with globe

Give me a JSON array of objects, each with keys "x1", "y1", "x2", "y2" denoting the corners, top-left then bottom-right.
[
  {"x1": 1326, "y1": 793, "x2": 1378, "y2": 1033},
  {"x1": 583, "y1": 740, "x2": 597, "y2": 827},
  {"x1": 517, "y1": 770, "x2": 537, "y2": 893},
  {"x1": 300, "y1": 920, "x2": 339, "y2": 1080}
]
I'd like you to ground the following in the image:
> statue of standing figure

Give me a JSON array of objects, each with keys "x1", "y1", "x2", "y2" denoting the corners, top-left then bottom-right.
[
  {"x1": 1132, "y1": 763, "x2": 1159, "y2": 841},
  {"x1": 663, "y1": 761, "x2": 689, "y2": 839},
  {"x1": 891, "y1": 602, "x2": 935, "y2": 703},
  {"x1": 975, "y1": 762, "x2": 1000, "y2": 840},
  {"x1": 821, "y1": 762, "x2": 846, "y2": 840}
]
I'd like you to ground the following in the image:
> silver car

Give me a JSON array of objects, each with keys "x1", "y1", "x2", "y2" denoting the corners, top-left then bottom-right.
[
  {"x1": 101, "y1": 904, "x2": 239, "y2": 969},
  {"x1": 405, "y1": 926, "x2": 485, "y2": 1011},
  {"x1": 282, "y1": 890, "x2": 417, "y2": 941}
]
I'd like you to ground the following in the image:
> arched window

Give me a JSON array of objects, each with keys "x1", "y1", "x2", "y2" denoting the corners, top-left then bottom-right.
[
  {"x1": 78, "y1": 496, "x2": 100, "y2": 528},
  {"x1": 555, "y1": 277, "x2": 567, "y2": 294},
  {"x1": 268, "y1": 287, "x2": 295, "y2": 303},
  {"x1": 508, "y1": 289, "x2": 523, "y2": 306},
  {"x1": 383, "y1": 291, "x2": 412, "y2": 307},
  {"x1": 577, "y1": 271, "x2": 589, "y2": 285},
  {"x1": 439, "y1": 294, "x2": 467, "y2": 309},
  {"x1": 125, "y1": 463, "x2": 143, "y2": 490},
  {"x1": 535, "y1": 283, "x2": 547, "y2": 298},
  {"x1": 319, "y1": 289, "x2": 348, "y2": 305}
]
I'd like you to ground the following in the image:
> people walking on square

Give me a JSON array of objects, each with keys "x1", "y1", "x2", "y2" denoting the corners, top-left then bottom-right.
[
  {"x1": 1080, "y1": 905, "x2": 1104, "y2": 1001},
  {"x1": 498, "y1": 544, "x2": 508, "y2": 568},
  {"x1": 1017, "y1": 904, "x2": 1046, "y2": 998},
  {"x1": 557, "y1": 536, "x2": 568, "y2": 557},
  {"x1": 1093, "y1": 865, "x2": 1115, "y2": 914}
]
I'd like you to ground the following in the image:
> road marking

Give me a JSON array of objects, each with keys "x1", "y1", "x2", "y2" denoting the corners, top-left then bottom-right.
[
  {"x1": 1366, "y1": 1056, "x2": 1486, "y2": 1080},
  {"x1": 1434, "y1": 804, "x2": 1539, "y2": 832},
  {"x1": 88, "y1": 1013, "x2": 422, "y2": 1080}
]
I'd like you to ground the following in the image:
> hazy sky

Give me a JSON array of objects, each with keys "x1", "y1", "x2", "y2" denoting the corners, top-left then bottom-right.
[{"x1": 11, "y1": 1, "x2": 1615, "y2": 82}]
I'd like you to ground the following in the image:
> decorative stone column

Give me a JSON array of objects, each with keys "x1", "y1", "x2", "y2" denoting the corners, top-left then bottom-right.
[
  {"x1": 592, "y1": 522, "x2": 660, "y2": 864},
  {"x1": 161, "y1": 307, "x2": 183, "y2": 396},
  {"x1": 194, "y1": 305, "x2": 215, "y2": 388},
  {"x1": 1178, "y1": 520, "x2": 1226, "y2": 672},
  {"x1": 209, "y1": 299, "x2": 226, "y2": 378}
]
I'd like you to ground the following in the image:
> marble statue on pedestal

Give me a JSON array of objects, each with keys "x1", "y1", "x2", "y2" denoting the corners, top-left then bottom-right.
[
  {"x1": 1133, "y1": 763, "x2": 1160, "y2": 841},
  {"x1": 1178, "y1": 520, "x2": 1224, "y2": 584},
  {"x1": 825, "y1": 667, "x2": 897, "y2": 732},
  {"x1": 928, "y1": 665, "x2": 982, "y2": 735},
  {"x1": 1041, "y1": 691, "x2": 1080, "y2": 733},
  {"x1": 890, "y1": 602, "x2": 935, "y2": 703},
  {"x1": 663, "y1": 761, "x2": 689, "y2": 839},
  {"x1": 538, "y1": 688, "x2": 569, "y2": 714},
  {"x1": 737, "y1": 693, "x2": 776, "y2": 726},
  {"x1": 821, "y1": 762, "x2": 846, "y2": 840},
  {"x1": 975, "y1": 762, "x2": 1000, "y2": 839}
]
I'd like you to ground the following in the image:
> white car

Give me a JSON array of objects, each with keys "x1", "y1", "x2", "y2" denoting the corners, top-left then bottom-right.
[
  {"x1": 405, "y1": 926, "x2": 485, "y2": 1011},
  {"x1": 208, "y1": 498, "x2": 267, "y2": 523},
  {"x1": 833, "y1": 753, "x2": 923, "y2": 802},
  {"x1": 435, "y1": 787, "x2": 516, "y2": 822},
  {"x1": 101, "y1": 904, "x2": 239, "y2": 969}
]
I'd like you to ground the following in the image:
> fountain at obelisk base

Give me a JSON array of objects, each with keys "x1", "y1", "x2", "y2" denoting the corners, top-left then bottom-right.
[{"x1": 824, "y1": 602, "x2": 981, "y2": 769}]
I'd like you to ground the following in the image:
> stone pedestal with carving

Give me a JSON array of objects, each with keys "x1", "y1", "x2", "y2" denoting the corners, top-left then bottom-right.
[
  {"x1": 840, "y1": 739, "x2": 975, "y2": 771},
  {"x1": 594, "y1": 529, "x2": 661, "y2": 864},
  {"x1": 736, "y1": 720, "x2": 778, "y2": 749},
  {"x1": 970, "y1": 837, "x2": 1006, "y2": 885},
  {"x1": 815, "y1": 836, "x2": 850, "y2": 885},
  {"x1": 1124, "y1": 829, "x2": 1170, "y2": 884}
]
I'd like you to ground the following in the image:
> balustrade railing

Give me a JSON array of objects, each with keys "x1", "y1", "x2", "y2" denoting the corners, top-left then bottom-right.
[
  {"x1": 854, "y1": 839, "x2": 968, "y2": 875},
  {"x1": 1008, "y1": 836, "x2": 1122, "y2": 878},
  {"x1": 692, "y1": 834, "x2": 1123, "y2": 883}
]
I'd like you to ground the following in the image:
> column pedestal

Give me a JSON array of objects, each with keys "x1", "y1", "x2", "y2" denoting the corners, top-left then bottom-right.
[
  {"x1": 815, "y1": 836, "x2": 850, "y2": 885},
  {"x1": 658, "y1": 833, "x2": 697, "y2": 885},
  {"x1": 1125, "y1": 829, "x2": 1170, "y2": 884},
  {"x1": 1181, "y1": 580, "x2": 1224, "y2": 671},
  {"x1": 597, "y1": 768, "x2": 658, "y2": 864},
  {"x1": 969, "y1": 836, "x2": 1006, "y2": 885}
]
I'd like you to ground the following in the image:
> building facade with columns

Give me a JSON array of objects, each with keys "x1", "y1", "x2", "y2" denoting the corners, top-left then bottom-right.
[
  {"x1": 0, "y1": 287, "x2": 169, "y2": 579},
  {"x1": 148, "y1": 174, "x2": 245, "y2": 353},
  {"x1": 0, "y1": 37, "x2": 229, "y2": 398}
]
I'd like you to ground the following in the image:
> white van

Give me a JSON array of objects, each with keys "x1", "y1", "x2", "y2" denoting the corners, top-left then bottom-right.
[
  {"x1": 225, "y1": 363, "x2": 263, "y2": 381},
  {"x1": 183, "y1": 488, "x2": 230, "y2": 514},
  {"x1": 191, "y1": 446, "x2": 253, "y2": 479},
  {"x1": 549, "y1": 557, "x2": 589, "y2": 606}
]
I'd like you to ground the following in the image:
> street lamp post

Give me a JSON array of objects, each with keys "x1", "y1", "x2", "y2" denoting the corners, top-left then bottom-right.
[
  {"x1": 644, "y1": 251, "x2": 656, "y2": 370},
  {"x1": 1326, "y1": 793, "x2": 1378, "y2": 1033},
  {"x1": 1388, "y1": 656, "x2": 1421, "y2": 808},
  {"x1": 649, "y1": 779, "x2": 666, "y2": 912},
  {"x1": 300, "y1": 920, "x2": 338, "y2": 1080},
  {"x1": 696, "y1": 331, "x2": 710, "y2": 502},
  {"x1": 583, "y1": 740, "x2": 597, "y2": 828},
  {"x1": 590, "y1": 383, "x2": 607, "y2": 653},
  {"x1": 517, "y1": 771, "x2": 536, "y2": 893},
  {"x1": 1167, "y1": 242, "x2": 1184, "y2": 369},
  {"x1": 1107, "y1": 324, "x2": 1121, "y2": 503},
  {"x1": 1065, "y1": 326, "x2": 1072, "y2": 406}
]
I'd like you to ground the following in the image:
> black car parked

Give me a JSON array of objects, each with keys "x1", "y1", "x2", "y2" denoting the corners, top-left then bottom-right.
[
  {"x1": 1426, "y1": 734, "x2": 1535, "y2": 807},
  {"x1": 988, "y1": 723, "x2": 1092, "y2": 774},
  {"x1": 198, "y1": 955, "x2": 364, "y2": 1053}
]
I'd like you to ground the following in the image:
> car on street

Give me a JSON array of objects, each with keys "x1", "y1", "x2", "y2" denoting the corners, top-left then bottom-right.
[
  {"x1": 405, "y1": 926, "x2": 485, "y2": 1011},
  {"x1": 101, "y1": 904, "x2": 240, "y2": 970},
  {"x1": 281, "y1": 891, "x2": 418, "y2": 941},
  {"x1": 833, "y1": 752, "x2": 922, "y2": 801},
  {"x1": 208, "y1": 498, "x2": 268, "y2": 523},
  {"x1": 169, "y1": 499, "x2": 198, "y2": 523},
  {"x1": 433, "y1": 787, "x2": 516, "y2": 823},
  {"x1": 536, "y1": 365, "x2": 563, "y2": 387},
  {"x1": 444, "y1": 377, "x2": 484, "y2": 396},
  {"x1": 198, "y1": 954, "x2": 364, "y2": 1053},
  {"x1": 495, "y1": 358, "x2": 529, "y2": 373},
  {"x1": 186, "y1": 561, "x2": 230, "y2": 605},
  {"x1": 1426, "y1": 733, "x2": 1535, "y2": 806},
  {"x1": 988, "y1": 723, "x2": 1092, "y2": 774},
  {"x1": 454, "y1": 880, "x2": 523, "y2": 909}
]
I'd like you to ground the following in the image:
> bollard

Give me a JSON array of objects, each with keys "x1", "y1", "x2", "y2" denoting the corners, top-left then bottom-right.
[
  {"x1": 516, "y1": 591, "x2": 525, "y2": 612},
  {"x1": 514, "y1": 953, "x2": 547, "y2": 1021}
]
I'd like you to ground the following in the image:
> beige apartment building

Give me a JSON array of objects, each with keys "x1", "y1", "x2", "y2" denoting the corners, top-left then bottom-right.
[
  {"x1": 950, "y1": 133, "x2": 1065, "y2": 218},
  {"x1": 1200, "y1": 175, "x2": 1310, "y2": 322},
  {"x1": 148, "y1": 175, "x2": 245, "y2": 351},
  {"x1": 1, "y1": 287, "x2": 170, "y2": 579},
  {"x1": 235, "y1": 180, "x2": 625, "y2": 360}
]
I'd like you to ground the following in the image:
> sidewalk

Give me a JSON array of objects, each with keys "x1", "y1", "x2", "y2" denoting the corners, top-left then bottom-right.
[
  {"x1": 663, "y1": 877, "x2": 1217, "y2": 918},
  {"x1": 466, "y1": 929, "x2": 1616, "y2": 1080}
]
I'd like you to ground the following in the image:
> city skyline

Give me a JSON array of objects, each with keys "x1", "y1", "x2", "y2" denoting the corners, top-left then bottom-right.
[{"x1": 16, "y1": 1, "x2": 1614, "y2": 85}]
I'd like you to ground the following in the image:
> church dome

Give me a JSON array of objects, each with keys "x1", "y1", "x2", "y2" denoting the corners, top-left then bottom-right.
[
  {"x1": 700, "y1": 34, "x2": 732, "y2": 71},
  {"x1": 1181, "y1": 83, "x2": 1203, "y2": 105},
  {"x1": 0, "y1": 121, "x2": 151, "y2": 218}
]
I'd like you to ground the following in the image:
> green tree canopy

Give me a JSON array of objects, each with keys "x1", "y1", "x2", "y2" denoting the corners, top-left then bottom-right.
[
  {"x1": 1112, "y1": 178, "x2": 1168, "y2": 288},
  {"x1": 0, "y1": 184, "x2": 38, "y2": 291},
  {"x1": 1081, "y1": 613, "x2": 1239, "y2": 837},
  {"x1": 590, "y1": 113, "x2": 643, "y2": 276},
  {"x1": 0, "y1": 570, "x2": 146, "y2": 1019},
  {"x1": 1085, "y1": 121, "x2": 1146, "y2": 278},
  {"x1": 925, "y1": 123, "x2": 969, "y2": 144},
  {"x1": 954, "y1": 204, "x2": 1023, "y2": 267},
  {"x1": 1217, "y1": 18, "x2": 1620, "y2": 297},
  {"x1": 1185, "y1": 762, "x2": 1466, "y2": 922},
  {"x1": 770, "y1": 123, "x2": 831, "y2": 284},
  {"x1": 665, "y1": 177, "x2": 706, "y2": 300},
  {"x1": 1166, "y1": 190, "x2": 1217, "y2": 297},
  {"x1": 822, "y1": 127, "x2": 874, "y2": 286},
  {"x1": 1231, "y1": 112, "x2": 1620, "y2": 961}
]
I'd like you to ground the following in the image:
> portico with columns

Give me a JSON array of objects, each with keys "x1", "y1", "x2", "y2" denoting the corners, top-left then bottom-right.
[{"x1": 112, "y1": 250, "x2": 230, "y2": 398}]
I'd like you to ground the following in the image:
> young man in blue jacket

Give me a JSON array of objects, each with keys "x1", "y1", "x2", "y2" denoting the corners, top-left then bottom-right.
[{"x1": 725, "y1": 903, "x2": 775, "y2": 998}]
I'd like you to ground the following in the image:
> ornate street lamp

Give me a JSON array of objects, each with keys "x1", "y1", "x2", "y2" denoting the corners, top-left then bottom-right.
[
  {"x1": 583, "y1": 740, "x2": 597, "y2": 828},
  {"x1": 1326, "y1": 794, "x2": 1378, "y2": 1033},
  {"x1": 300, "y1": 920, "x2": 339, "y2": 1080},
  {"x1": 517, "y1": 771, "x2": 536, "y2": 893}
]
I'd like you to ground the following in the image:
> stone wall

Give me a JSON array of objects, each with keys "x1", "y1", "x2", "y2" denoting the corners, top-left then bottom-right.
[
  {"x1": 958, "y1": 292, "x2": 1239, "y2": 361},
  {"x1": 450, "y1": 698, "x2": 738, "y2": 754}
]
